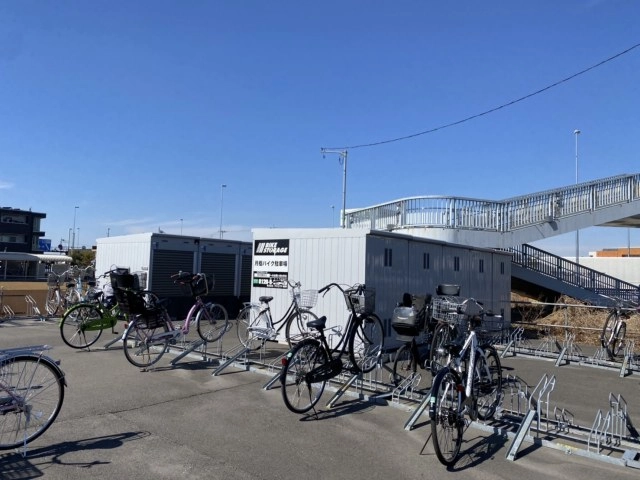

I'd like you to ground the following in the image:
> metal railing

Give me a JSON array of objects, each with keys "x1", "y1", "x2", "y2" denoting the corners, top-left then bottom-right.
[
  {"x1": 510, "y1": 244, "x2": 640, "y2": 305},
  {"x1": 344, "y1": 173, "x2": 640, "y2": 232}
]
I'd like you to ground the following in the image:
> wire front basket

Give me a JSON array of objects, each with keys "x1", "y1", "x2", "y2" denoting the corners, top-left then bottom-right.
[
  {"x1": 345, "y1": 288, "x2": 376, "y2": 315},
  {"x1": 47, "y1": 272, "x2": 60, "y2": 286},
  {"x1": 291, "y1": 288, "x2": 318, "y2": 309},
  {"x1": 431, "y1": 295, "x2": 466, "y2": 326}
]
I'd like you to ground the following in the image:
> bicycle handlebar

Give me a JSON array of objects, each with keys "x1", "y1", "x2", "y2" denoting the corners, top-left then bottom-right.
[{"x1": 318, "y1": 282, "x2": 366, "y2": 296}]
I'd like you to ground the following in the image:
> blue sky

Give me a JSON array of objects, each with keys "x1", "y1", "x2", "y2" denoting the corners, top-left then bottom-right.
[{"x1": 1, "y1": 1, "x2": 638, "y2": 256}]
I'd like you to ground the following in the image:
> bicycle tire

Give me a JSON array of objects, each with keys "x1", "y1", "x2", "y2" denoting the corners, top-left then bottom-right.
[
  {"x1": 0, "y1": 354, "x2": 65, "y2": 450},
  {"x1": 122, "y1": 317, "x2": 170, "y2": 368},
  {"x1": 236, "y1": 305, "x2": 270, "y2": 350},
  {"x1": 474, "y1": 345, "x2": 502, "y2": 421},
  {"x1": 429, "y1": 323, "x2": 455, "y2": 376},
  {"x1": 280, "y1": 339, "x2": 328, "y2": 414},
  {"x1": 284, "y1": 309, "x2": 318, "y2": 347},
  {"x1": 601, "y1": 310, "x2": 626, "y2": 360},
  {"x1": 392, "y1": 343, "x2": 415, "y2": 386},
  {"x1": 348, "y1": 313, "x2": 384, "y2": 374},
  {"x1": 45, "y1": 289, "x2": 61, "y2": 316},
  {"x1": 429, "y1": 366, "x2": 464, "y2": 467},
  {"x1": 60, "y1": 303, "x2": 104, "y2": 349},
  {"x1": 196, "y1": 303, "x2": 229, "y2": 343}
]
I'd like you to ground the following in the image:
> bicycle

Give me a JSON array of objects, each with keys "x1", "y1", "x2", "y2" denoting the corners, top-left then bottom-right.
[
  {"x1": 59, "y1": 270, "x2": 125, "y2": 349},
  {"x1": 171, "y1": 271, "x2": 229, "y2": 343},
  {"x1": 600, "y1": 301, "x2": 639, "y2": 361},
  {"x1": 0, "y1": 344, "x2": 66, "y2": 452},
  {"x1": 428, "y1": 284, "x2": 466, "y2": 376},
  {"x1": 237, "y1": 280, "x2": 319, "y2": 350},
  {"x1": 390, "y1": 292, "x2": 433, "y2": 392},
  {"x1": 115, "y1": 271, "x2": 222, "y2": 368},
  {"x1": 45, "y1": 268, "x2": 82, "y2": 316},
  {"x1": 428, "y1": 297, "x2": 503, "y2": 467},
  {"x1": 280, "y1": 283, "x2": 385, "y2": 414}
]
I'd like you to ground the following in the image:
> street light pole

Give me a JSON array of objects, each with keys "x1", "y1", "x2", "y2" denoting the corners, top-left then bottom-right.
[
  {"x1": 321, "y1": 148, "x2": 348, "y2": 228},
  {"x1": 574, "y1": 130, "x2": 580, "y2": 264},
  {"x1": 219, "y1": 184, "x2": 227, "y2": 239},
  {"x1": 72, "y1": 206, "x2": 79, "y2": 251},
  {"x1": 180, "y1": 218, "x2": 183, "y2": 235}
]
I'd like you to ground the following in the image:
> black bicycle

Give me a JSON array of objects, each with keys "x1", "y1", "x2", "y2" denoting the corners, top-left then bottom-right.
[
  {"x1": 280, "y1": 283, "x2": 385, "y2": 414},
  {"x1": 390, "y1": 292, "x2": 433, "y2": 392}
]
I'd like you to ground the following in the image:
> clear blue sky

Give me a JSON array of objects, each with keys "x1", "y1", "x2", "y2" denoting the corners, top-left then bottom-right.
[{"x1": 1, "y1": 1, "x2": 638, "y2": 256}]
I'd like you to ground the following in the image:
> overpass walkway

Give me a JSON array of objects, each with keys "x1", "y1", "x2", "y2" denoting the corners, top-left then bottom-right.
[{"x1": 344, "y1": 173, "x2": 640, "y2": 304}]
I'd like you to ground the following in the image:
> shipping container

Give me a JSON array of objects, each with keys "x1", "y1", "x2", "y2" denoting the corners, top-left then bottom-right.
[
  {"x1": 95, "y1": 233, "x2": 252, "y2": 319},
  {"x1": 250, "y1": 228, "x2": 511, "y2": 348}
]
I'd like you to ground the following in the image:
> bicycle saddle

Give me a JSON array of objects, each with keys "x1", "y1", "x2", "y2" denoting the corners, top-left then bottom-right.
[
  {"x1": 259, "y1": 296, "x2": 273, "y2": 304},
  {"x1": 307, "y1": 316, "x2": 327, "y2": 331}
]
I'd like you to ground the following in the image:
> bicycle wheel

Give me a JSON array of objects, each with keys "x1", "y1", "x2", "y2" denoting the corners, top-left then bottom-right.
[
  {"x1": 122, "y1": 316, "x2": 170, "y2": 368},
  {"x1": 429, "y1": 366, "x2": 464, "y2": 467},
  {"x1": 45, "y1": 289, "x2": 61, "y2": 316},
  {"x1": 60, "y1": 303, "x2": 104, "y2": 349},
  {"x1": 284, "y1": 309, "x2": 318, "y2": 347},
  {"x1": 474, "y1": 345, "x2": 502, "y2": 421},
  {"x1": 392, "y1": 343, "x2": 414, "y2": 386},
  {"x1": 429, "y1": 323, "x2": 455, "y2": 376},
  {"x1": 348, "y1": 313, "x2": 385, "y2": 374},
  {"x1": 280, "y1": 339, "x2": 328, "y2": 414},
  {"x1": 196, "y1": 303, "x2": 229, "y2": 343},
  {"x1": 0, "y1": 355, "x2": 65, "y2": 450},
  {"x1": 236, "y1": 305, "x2": 270, "y2": 350},
  {"x1": 601, "y1": 310, "x2": 626, "y2": 360}
]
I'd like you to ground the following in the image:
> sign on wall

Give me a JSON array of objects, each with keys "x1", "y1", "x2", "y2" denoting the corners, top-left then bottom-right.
[{"x1": 252, "y1": 239, "x2": 289, "y2": 288}]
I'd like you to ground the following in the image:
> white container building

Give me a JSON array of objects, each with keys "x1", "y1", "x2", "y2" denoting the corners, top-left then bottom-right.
[
  {"x1": 95, "y1": 233, "x2": 252, "y2": 318},
  {"x1": 250, "y1": 228, "x2": 512, "y2": 347}
]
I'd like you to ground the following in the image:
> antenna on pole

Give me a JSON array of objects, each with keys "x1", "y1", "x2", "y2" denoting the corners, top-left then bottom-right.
[{"x1": 320, "y1": 148, "x2": 348, "y2": 228}]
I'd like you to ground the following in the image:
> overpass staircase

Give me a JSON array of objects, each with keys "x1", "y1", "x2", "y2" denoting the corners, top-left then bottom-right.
[
  {"x1": 343, "y1": 173, "x2": 640, "y2": 304},
  {"x1": 510, "y1": 243, "x2": 639, "y2": 306}
]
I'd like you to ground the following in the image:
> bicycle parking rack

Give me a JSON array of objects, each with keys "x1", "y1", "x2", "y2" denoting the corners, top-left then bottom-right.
[
  {"x1": 170, "y1": 323, "x2": 232, "y2": 366},
  {"x1": 482, "y1": 372, "x2": 640, "y2": 469},
  {"x1": 262, "y1": 351, "x2": 288, "y2": 390},
  {"x1": 24, "y1": 295, "x2": 45, "y2": 322},
  {"x1": 497, "y1": 326, "x2": 640, "y2": 378},
  {"x1": 212, "y1": 342, "x2": 254, "y2": 376}
]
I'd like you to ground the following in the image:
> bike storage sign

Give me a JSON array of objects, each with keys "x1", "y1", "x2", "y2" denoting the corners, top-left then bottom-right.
[{"x1": 252, "y1": 239, "x2": 289, "y2": 288}]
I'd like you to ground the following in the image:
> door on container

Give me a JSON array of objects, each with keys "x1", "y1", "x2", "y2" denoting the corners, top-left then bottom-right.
[
  {"x1": 150, "y1": 250, "x2": 196, "y2": 297},
  {"x1": 200, "y1": 253, "x2": 236, "y2": 297}
]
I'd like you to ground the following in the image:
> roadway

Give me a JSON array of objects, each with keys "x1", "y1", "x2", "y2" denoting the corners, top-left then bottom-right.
[{"x1": 0, "y1": 317, "x2": 639, "y2": 480}]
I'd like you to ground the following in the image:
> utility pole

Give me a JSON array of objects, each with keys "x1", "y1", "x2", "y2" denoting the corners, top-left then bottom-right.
[{"x1": 321, "y1": 148, "x2": 348, "y2": 228}]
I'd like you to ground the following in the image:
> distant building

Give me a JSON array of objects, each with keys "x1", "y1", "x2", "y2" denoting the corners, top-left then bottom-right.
[
  {"x1": 0, "y1": 207, "x2": 47, "y2": 253},
  {"x1": 589, "y1": 247, "x2": 640, "y2": 258}
]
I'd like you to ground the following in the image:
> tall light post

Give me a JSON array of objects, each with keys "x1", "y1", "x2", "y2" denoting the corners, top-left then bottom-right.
[
  {"x1": 72, "y1": 206, "x2": 79, "y2": 250},
  {"x1": 321, "y1": 148, "x2": 348, "y2": 228},
  {"x1": 180, "y1": 218, "x2": 183, "y2": 235},
  {"x1": 219, "y1": 184, "x2": 227, "y2": 239},
  {"x1": 77, "y1": 228, "x2": 80, "y2": 250},
  {"x1": 574, "y1": 130, "x2": 580, "y2": 264}
]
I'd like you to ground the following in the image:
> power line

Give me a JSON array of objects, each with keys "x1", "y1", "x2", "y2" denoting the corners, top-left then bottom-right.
[{"x1": 323, "y1": 42, "x2": 640, "y2": 151}]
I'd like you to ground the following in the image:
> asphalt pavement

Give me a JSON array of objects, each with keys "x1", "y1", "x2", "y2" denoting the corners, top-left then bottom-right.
[{"x1": 1, "y1": 316, "x2": 639, "y2": 480}]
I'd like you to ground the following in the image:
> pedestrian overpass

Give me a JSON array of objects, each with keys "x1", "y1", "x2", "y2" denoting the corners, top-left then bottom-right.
[{"x1": 344, "y1": 173, "x2": 640, "y2": 305}]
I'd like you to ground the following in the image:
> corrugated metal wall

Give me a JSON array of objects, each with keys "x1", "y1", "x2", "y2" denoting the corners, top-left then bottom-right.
[
  {"x1": 150, "y1": 250, "x2": 195, "y2": 296},
  {"x1": 201, "y1": 253, "x2": 236, "y2": 296}
]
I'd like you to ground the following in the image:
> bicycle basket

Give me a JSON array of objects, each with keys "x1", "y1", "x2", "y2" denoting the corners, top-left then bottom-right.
[
  {"x1": 291, "y1": 289, "x2": 318, "y2": 309},
  {"x1": 47, "y1": 272, "x2": 60, "y2": 286},
  {"x1": 345, "y1": 288, "x2": 376, "y2": 315},
  {"x1": 392, "y1": 306, "x2": 425, "y2": 341},
  {"x1": 432, "y1": 295, "x2": 466, "y2": 326},
  {"x1": 190, "y1": 274, "x2": 214, "y2": 297}
]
